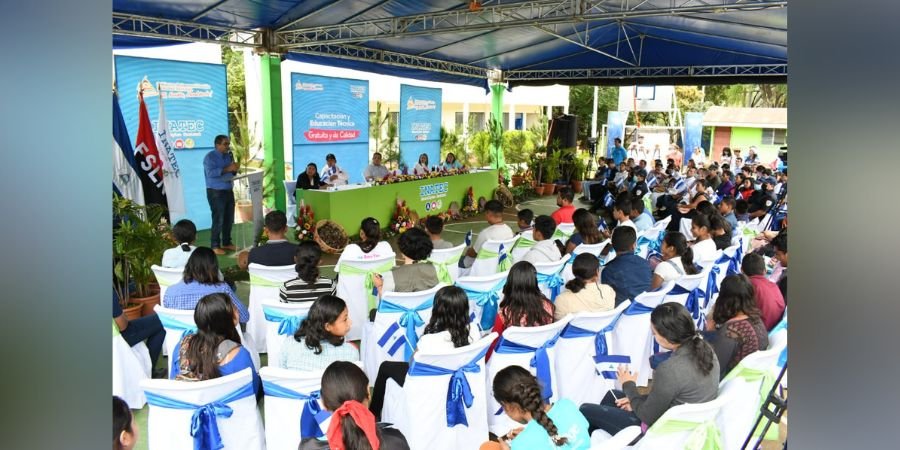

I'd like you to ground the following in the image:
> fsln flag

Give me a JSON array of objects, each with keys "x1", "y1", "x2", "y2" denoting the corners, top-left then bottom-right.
[
  {"x1": 113, "y1": 92, "x2": 145, "y2": 205},
  {"x1": 154, "y1": 90, "x2": 186, "y2": 220},
  {"x1": 134, "y1": 91, "x2": 168, "y2": 209}
]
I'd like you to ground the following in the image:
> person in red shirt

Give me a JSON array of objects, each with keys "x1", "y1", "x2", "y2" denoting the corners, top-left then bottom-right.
[
  {"x1": 551, "y1": 186, "x2": 576, "y2": 224},
  {"x1": 741, "y1": 253, "x2": 786, "y2": 330}
]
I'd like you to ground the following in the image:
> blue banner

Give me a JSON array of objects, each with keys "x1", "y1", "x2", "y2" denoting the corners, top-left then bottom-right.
[
  {"x1": 399, "y1": 84, "x2": 442, "y2": 170},
  {"x1": 291, "y1": 73, "x2": 369, "y2": 183},
  {"x1": 606, "y1": 111, "x2": 626, "y2": 157},
  {"x1": 683, "y1": 112, "x2": 704, "y2": 164},
  {"x1": 114, "y1": 56, "x2": 228, "y2": 230}
]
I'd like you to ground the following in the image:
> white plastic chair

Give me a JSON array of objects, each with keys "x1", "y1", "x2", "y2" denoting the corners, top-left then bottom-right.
[
  {"x1": 113, "y1": 320, "x2": 151, "y2": 409},
  {"x1": 335, "y1": 254, "x2": 396, "y2": 341},
  {"x1": 261, "y1": 299, "x2": 313, "y2": 365},
  {"x1": 510, "y1": 230, "x2": 536, "y2": 262},
  {"x1": 554, "y1": 223, "x2": 577, "y2": 240},
  {"x1": 717, "y1": 346, "x2": 784, "y2": 450},
  {"x1": 141, "y1": 368, "x2": 265, "y2": 450},
  {"x1": 455, "y1": 271, "x2": 509, "y2": 336},
  {"x1": 151, "y1": 265, "x2": 184, "y2": 303},
  {"x1": 679, "y1": 217, "x2": 695, "y2": 240},
  {"x1": 247, "y1": 263, "x2": 297, "y2": 354},
  {"x1": 611, "y1": 284, "x2": 672, "y2": 387},
  {"x1": 468, "y1": 235, "x2": 519, "y2": 276},
  {"x1": 561, "y1": 240, "x2": 609, "y2": 283},
  {"x1": 361, "y1": 284, "x2": 445, "y2": 383},
  {"x1": 663, "y1": 267, "x2": 713, "y2": 329},
  {"x1": 260, "y1": 366, "x2": 327, "y2": 450},
  {"x1": 428, "y1": 243, "x2": 467, "y2": 284},
  {"x1": 532, "y1": 256, "x2": 569, "y2": 302},
  {"x1": 154, "y1": 305, "x2": 260, "y2": 377},
  {"x1": 487, "y1": 317, "x2": 571, "y2": 435},
  {"x1": 382, "y1": 333, "x2": 498, "y2": 450},
  {"x1": 554, "y1": 303, "x2": 630, "y2": 407}
]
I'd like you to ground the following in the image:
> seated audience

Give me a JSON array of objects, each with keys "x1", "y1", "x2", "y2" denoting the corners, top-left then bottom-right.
[
  {"x1": 689, "y1": 214, "x2": 718, "y2": 263},
  {"x1": 463, "y1": 200, "x2": 515, "y2": 268},
  {"x1": 718, "y1": 196, "x2": 739, "y2": 232},
  {"x1": 709, "y1": 214, "x2": 733, "y2": 250},
  {"x1": 612, "y1": 197, "x2": 636, "y2": 231},
  {"x1": 162, "y1": 219, "x2": 197, "y2": 268},
  {"x1": 772, "y1": 231, "x2": 788, "y2": 302},
  {"x1": 238, "y1": 210, "x2": 298, "y2": 270},
  {"x1": 489, "y1": 262, "x2": 556, "y2": 358},
  {"x1": 163, "y1": 247, "x2": 249, "y2": 323},
  {"x1": 278, "y1": 295, "x2": 359, "y2": 371},
  {"x1": 114, "y1": 290, "x2": 166, "y2": 377},
  {"x1": 565, "y1": 209, "x2": 603, "y2": 253},
  {"x1": 741, "y1": 253, "x2": 786, "y2": 330},
  {"x1": 735, "y1": 198, "x2": 751, "y2": 222},
  {"x1": 280, "y1": 241, "x2": 335, "y2": 304},
  {"x1": 600, "y1": 227, "x2": 652, "y2": 306},
  {"x1": 113, "y1": 396, "x2": 139, "y2": 450},
  {"x1": 704, "y1": 275, "x2": 769, "y2": 377},
  {"x1": 650, "y1": 232, "x2": 700, "y2": 290},
  {"x1": 424, "y1": 215, "x2": 454, "y2": 250},
  {"x1": 551, "y1": 187, "x2": 576, "y2": 225},
  {"x1": 521, "y1": 215, "x2": 565, "y2": 265},
  {"x1": 629, "y1": 197, "x2": 654, "y2": 233},
  {"x1": 517, "y1": 208, "x2": 534, "y2": 233},
  {"x1": 554, "y1": 253, "x2": 616, "y2": 319},
  {"x1": 337, "y1": 217, "x2": 394, "y2": 268},
  {"x1": 374, "y1": 228, "x2": 439, "y2": 294}
]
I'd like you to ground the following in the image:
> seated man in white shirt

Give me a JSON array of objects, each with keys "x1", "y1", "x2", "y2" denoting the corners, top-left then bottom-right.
[
  {"x1": 461, "y1": 200, "x2": 514, "y2": 268},
  {"x1": 613, "y1": 197, "x2": 637, "y2": 231},
  {"x1": 363, "y1": 152, "x2": 390, "y2": 182},
  {"x1": 321, "y1": 153, "x2": 349, "y2": 187},
  {"x1": 521, "y1": 215, "x2": 565, "y2": 264}
]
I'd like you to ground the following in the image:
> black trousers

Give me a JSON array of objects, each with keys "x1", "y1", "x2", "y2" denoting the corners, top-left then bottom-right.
[
  {"x1": 368, "y1": 361, "x2": 409, "y2": 421},
  {"x1": 579, "y1": 390, "x2": 643, "y2": 435}
]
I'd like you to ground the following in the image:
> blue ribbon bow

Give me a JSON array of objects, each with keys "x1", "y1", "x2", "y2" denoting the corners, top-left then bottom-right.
[
  {"x1": 729, "y1": 243, "x2": 743, "y2": 276},
  {"x1": 261, "y1": 380, "x2": 324, "y2": 438},
  {"x1": 494, "y1": 331, "x2": 562, "y2": 400},
  {"x1": 561, "y1": 314, "x2": 624, "y2": 379},
  {"x1": 376, "y1": 297, "x2": 434, "y2": 360},
  {"x1": 407, "y1": 347, "x2": 490, "y2": 427},
  {"x1": 667, "y1": 284, "x2": 706, "y2": 325},
  {"x1": 460, "y1": 279, "x2": 506, "y2": 331},
  {"x1": 535, "y1": 271, "x2": 565, "y2": 302},
  {"x1": 145, "y1": 381, "x2": 255, "y2": 450},
  {"x1": 622, "y1": 300, "x2": 655, "y2": 316},
  {"x1": 263, "y1": 307, "x2": 307, "y2": 336}
]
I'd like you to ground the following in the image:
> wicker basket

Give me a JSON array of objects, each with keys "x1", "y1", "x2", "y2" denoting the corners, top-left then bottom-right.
[{"x1": 314, "y1": 219, "x2": 349, "y2": 254}]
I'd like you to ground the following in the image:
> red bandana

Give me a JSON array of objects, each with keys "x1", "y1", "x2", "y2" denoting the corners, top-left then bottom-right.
[{"x1": 326, "y1": 400, "x2": 380, "y2": 450}]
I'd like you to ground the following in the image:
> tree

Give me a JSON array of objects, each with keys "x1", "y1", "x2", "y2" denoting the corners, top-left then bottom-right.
[
  {"x1": 221, "y1": 46, "x2": 246, "y2": 140},
  {"x1": 567, "y1": 85, "x2": 618, "y2": 146}
]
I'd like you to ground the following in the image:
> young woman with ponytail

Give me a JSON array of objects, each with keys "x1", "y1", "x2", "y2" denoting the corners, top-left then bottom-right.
[
  {"x1": 579, "y1": 303, "x2": 719, "y2": 436},
  {"x1": 280, "y1": 241, "x2": 336, "y2": 304},
  {"x1": 300, "y1": 361, "x2": 409, "y2": 450},
  {"x1": 553, "y1": 253, "x2": 616, "y2": 319},
  {"x1": 650, "y1": 231, "x2": 700, "y2": 290},
  {"x1": 162, "y1": 219, "x2": 198, "y2": 268},
  {"x1": 480, "y1": 365, "x2": 590, "y2": 449}
]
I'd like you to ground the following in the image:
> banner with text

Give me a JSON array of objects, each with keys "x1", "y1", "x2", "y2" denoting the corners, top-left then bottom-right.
[
  {"x1": 683, "y1": 112, "x2": 704, "y2": 164},
  {"x1": 291, "y1": 73, "x2": 369, "y2": 184},
  {"x1": 399, "y1": 84, "x2": 442, "y2": 171},
  {"x1": 114, "y1": 56, "x2": 228, "y2": 229},
  {"x1": 606, "y1": 111, "x2": 626, "y2": 157}
]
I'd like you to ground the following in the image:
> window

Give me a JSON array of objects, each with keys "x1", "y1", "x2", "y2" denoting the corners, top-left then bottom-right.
[
  {"x1": 455, "y1": 112, "x2": 464, "y2": 129},
  {"x1": 761, "y1": 128, "x2": 787, "y2": 145},
  {"x1": 635, "y1": 85, "x2": 656, "y2": 100},
  {"x1": 468, "y1": 112, "x2": 486, "y2": 132}
]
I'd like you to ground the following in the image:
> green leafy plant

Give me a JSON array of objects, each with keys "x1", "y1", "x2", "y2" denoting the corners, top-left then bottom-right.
[
  {"x1": 371, "y1": 102, "x2": 400, "y2": 169},
  {"x1": 510, "y1": 183, "x2": 537, "y2": 203},
  {"x1": 468, "y1": 131, "x2": 492, "y2": 167},
  {"x1": 487, "y1": 116, "x2": 506, "y2": 175},
  {"x1": 503, "y1": 130, "x2": 534, "y2": 176},
  {"x1": 113, "y1": 194, "x2": 173, "y2": 304},
  {"x1": 543, "y1": 150, "x2": 562, "y2": 184},
  {"x1": 440, "y1": 126, "x2": 466, "y2": 164}
]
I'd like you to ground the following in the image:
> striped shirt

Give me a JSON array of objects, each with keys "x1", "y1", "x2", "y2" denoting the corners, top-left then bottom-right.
[{"x1": 279, "y1": 277, "x2": 336, "y2": 304}]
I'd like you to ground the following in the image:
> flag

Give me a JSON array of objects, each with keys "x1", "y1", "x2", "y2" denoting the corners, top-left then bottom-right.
[
  {"x1": 154, "y1": 90, "x2": 186, "y2": 220},
  {"x1": 113, "y1": 92, "x2": 145, "y2": 205},
  {"x1": 134, "y1": 91, "x2": 167, "y2": 209},
  {"x1": 603, "y1": 192, "x2": 615, "y2": 209}
]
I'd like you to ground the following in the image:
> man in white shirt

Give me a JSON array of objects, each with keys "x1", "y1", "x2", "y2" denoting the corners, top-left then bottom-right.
[
  {"x1": 462, "y1": 200, "x2": 514, "y2": 268},
  {"x1": 321, "y1": 153, "x2": 349, "y2": 187},
  {"x1": 522, "y1": 215, "x2": 564, "y2": 264},
  {"x1": 613, "y1": 197, "x2": 637, "y2": 231},
  {"x1": 363, "y1": 152, "x2": 390, "y2": 181}
]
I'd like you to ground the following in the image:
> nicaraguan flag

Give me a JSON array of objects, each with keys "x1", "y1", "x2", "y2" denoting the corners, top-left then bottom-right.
[
  {"x1": 154, "y1": 90, "x2": 186, "y2": 220},
  {"x1": 603, "y1": 192, "x2": 615, "y2": 209},
  {"x1": 113, "y1": 92, "x2": 145, "y2": 205},
  {"x1": 647, "y1": 174, "x2": 658, "y2": 189}
]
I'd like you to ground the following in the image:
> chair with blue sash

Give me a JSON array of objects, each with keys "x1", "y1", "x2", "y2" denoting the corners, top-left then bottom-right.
[
  {"x1": 510, "y1": 230, "x2": 535, "y2": 262},
  {"x1": 663, "y1": 268, "x2": 713, "y2": 330},
  {"x1": 560, "y1": 241, "x2": 609, "y2": 283},
  {"x1": 554, "y1": 303, "x2": 630, "y2": 407},
  {"x1": 381, "y1": 333, "x2": 498, "y2": 450},
  {"x1": 113, "y1": 319, "x2": 151, "y2": 409},
  {"x1": 247, "y1": 263, "x2": 297, "y2": 354},
  {"x1": 455, "y1": 271, "x2": 509, "y2": 335},
  {"x1": 532, "y1": 257, "x2": 569, "y2": 302},
  {"x1": 154, "y1": 305, "x2": 260, "y2": 378},
  {"x1": 486, "y1": 318, "x2": 572, "y2": 435},
  {"x1": 679, "y1": 217, "x2": 696, "y2": 241},
  {"x1": 261, "y1": 299, "x2": 313, "y2": 365},
  {"x1": 428, "y1": 243, "x2": 467, "y2": 285},
  {"x1": 141, "y1": 368, "x2": 265, "y2": 450},
  {"x1": 361, "y1": 284, "x2": 445, "y2": 383},
  {"x1": 610, "y1": 284, "x2": 672, "y2": 387},
  {"x1": 151, "y1": 264, "x2": 184, "y2": 308},
  {"x1": 335, "y1": 254, "x2": 397, "y2": 341},
  {"x1": 259, "y1": 366, "x2": 331, "y2": 450},
  {"x1": 468, "y1": 235, "x2": 519, "y2": 277},
  {"x1": 717, "y1": 345, "x2": 785, "y2": 450},
  {"x1": 635, "y1": 227, "x2": 664, "y2": 260}
]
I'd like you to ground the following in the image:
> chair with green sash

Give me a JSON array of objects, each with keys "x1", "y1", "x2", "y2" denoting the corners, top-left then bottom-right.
[
  {"x1": 468, "y1": 235, "x2": 519, "y2": 277},
  {"x1": 510, "y1": 230, "x2": 536, "y2": 262},
  {"x1": 113, "y1": 318, "x2": 150, "y2": 409},
  {"x1": 335, "y1": 254, "x2": 396, "y2": 341},
  {"x1": 553, "y1": 223, "x2": 577, "y2": 240},
  {"x1": 717, "y1": 343, "x2": 785, "y2": 450},
  {"x1": 427, "y1": 243, "x2": 467, "y2": 284},
  {"x1": 247, "y1": 263, "x2": 297, "y2": 353}
]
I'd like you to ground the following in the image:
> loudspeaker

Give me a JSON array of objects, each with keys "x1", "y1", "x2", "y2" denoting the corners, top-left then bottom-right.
[{"x1": 547, "y1": 114, "x2": 578, "y2": 149}]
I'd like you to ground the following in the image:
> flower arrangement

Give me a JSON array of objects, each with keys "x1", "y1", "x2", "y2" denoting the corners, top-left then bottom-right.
[
  {"x1": 371, "y1": 166, "x2": 470, "y2": 186},
  {"x1": 460, "y1": 186, "x2": 479, "y2": 217},
  {"x1": 294, "y1": 201, "x2": 316, "y2": 242},
  {"x1": 387, "y1": 198, "x2": 417, "y2": 237}
]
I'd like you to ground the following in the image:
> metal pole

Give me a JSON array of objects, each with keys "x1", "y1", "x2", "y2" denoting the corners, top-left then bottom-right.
[{"x1": 591, "y1": 85, "x2": 599, "y2": 139}]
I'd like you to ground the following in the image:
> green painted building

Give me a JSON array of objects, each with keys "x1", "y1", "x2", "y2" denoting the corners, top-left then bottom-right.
[{"x1": 704, "y1": 106, "x2": 787, "y2": 166}]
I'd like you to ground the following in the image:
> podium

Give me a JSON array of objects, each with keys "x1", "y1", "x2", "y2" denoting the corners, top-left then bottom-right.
[{"x1": 232, "y1": 169, "x2": 264, "y2": 251}]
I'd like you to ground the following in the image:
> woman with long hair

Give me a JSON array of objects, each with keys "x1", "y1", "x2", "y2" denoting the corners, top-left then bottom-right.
[
  {"x1": 336, "y1": 217, "x2": 393, "y2": 266},
  {"x1": 650, "y1": 232, "x2": 700, "y2": 290},
  {"x1": 163, "y1": 247, "x2": 249, "y2": 323},
  {"x1": 413, "y1": 153, "x2": 431, "y2": 175},
  {"x1": 441, "y1": 152, "x2": 463, "y2": 170},
  {"x1": 279, "y1": 295, "x2": 359, "y2": 371},
  {"x1": 705, "y1": 275, "x2": 768, "y2": 376},
  {"x1": 579, "y1": 303, "x2": 719, "y2": 435},
  {"x1": 565, "y1": 209, "x2": 603, "y2": 253},
  {"x1": 280, "y1": 241, "x2": 336, "y2": 304},
  {"x1": 494, "y1": 262, "x2": 555, "y2": 334}
]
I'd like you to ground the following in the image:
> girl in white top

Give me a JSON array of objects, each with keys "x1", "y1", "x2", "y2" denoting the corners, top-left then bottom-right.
[
  {"x1": 412, "y1": 153, "x2": 430, "y2": 176},
  {"x1": 690, "y1": 214, "x2": 718, "y2": 264},
  {"x1": 161, "y1": 219, "x2": 198, "y2": 268},
  {"x1": 335, "y1": 217, "x2": 394, "y2": 272},
  {"x1": 554, "y1": 253, "x2": 616, "y2": 320},
  {"x1": 651, "y1": 231, "x2": 701, "y2": 290}
]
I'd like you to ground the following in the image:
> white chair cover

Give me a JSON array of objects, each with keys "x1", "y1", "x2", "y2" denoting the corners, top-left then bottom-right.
[
  {"x1": 428, "y1": 243, "x2": 467, "y2": 284},
  {"x1": 510, "y1": 230, "x2": 535, "y2": 262},
  {"x1": 382, "y1": 333, "x2": 498, "y2": 450},
  {"x1": 611, "y1": 285, "x2": 672, "y2": 387},
  {"x1": 718, "y1": 347, "x2": 784, "y2": 450},
  {"x1": 151, "y1": 264, "x2": 184, "y2": 303},
  {"x1": 663, "y1": 267, "x2": 713, "y2": 329},
  {"x1": 247, "y1": 263, "x2": 297, "y2": 353},
  {"x1": 532, "y1": 257, "x2": 570, "y2": 302},
  {"x1": 554, "y1": 303, "x2": 630, "y2": 407},
  {"x1": 554, "y1": 223, "x2": 577, "y2": 240},
  {"x1": 154, "y1": 305, "x2": 260, "y2": 377},
  {"x1": 679, "y1": 217, "x2": 695, "y2": 241},
  {"x1": 141, "y1": 368, "x2": 264, "y2": 450},
  {"x1": 361, "y1": 284, "x2": 445, "y2": 383},
  {"x1": 455, "y1": 271, "x2": 509, "y2": 335},
  {"x1": 113, "y1": 321, "x2": 151, "y2": 409},
  {"x1": 561, "y1": 241, "x2": 608, "y2": 283},
  {"x1": 284, "y1": 180, "x2": 297, "y2": 224},
  {"x1": 486, "y1": 317, "x2": 571, "y2": 435},
  {"x1": 335, "y1": 254, "x2": 397, "y2": 341},
  {"x1": 468, "y1": 235, "x2": 520, "y2": 277},
  {"x1": 260, "y1": 366, "x2": 327, "y2": 450},
  {"x1": 261, "y1": 299, "x2": 314, "y2": 365}
]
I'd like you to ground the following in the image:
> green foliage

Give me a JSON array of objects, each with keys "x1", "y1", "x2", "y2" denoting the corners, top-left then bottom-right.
[
  {"x1": 567, "y1": 86, "x2": 618, "y2": 144},
  {"x1": 370, "y1": 102, "x2": 400, "y2": 169},
  {"x1": 510, "y1": 183, "x2": 537, "y2": 203},
  {"x1": 440, "y1": 126, "x2": 466, "y2": 163},
  {"x1": 222, "y1": 46, "x2": 246, "y2": 140},
  {"x1": 503, "y1": 130, "x2": 535, "y2": 176},
  {"x1": 543, "y1": 150, "x2": 563, "y2": 183},
  {"x1": 113, "y1": 195, "x2": 172, "y2": 303},
  {"x1": 468, "y1": 131, "x2": 492, "y2": 167}
]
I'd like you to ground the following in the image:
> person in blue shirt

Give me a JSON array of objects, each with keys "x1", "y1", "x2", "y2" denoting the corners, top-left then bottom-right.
[
  {"x1": 600, "y1": 226, "x2": 652, "y2": 306},
  {"x1": 610, "y1": 138, "x2": 627, "y2": 167},
  {"x1": 203, "y1": 135, "x2": 238, "y2": 255},
  {"x1": 629, "y1": 197, "x2": 655, "y2": 233}
]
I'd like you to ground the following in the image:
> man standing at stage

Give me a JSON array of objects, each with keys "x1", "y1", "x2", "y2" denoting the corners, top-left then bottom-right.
[
  {"x1": 321, "y1": 153, "x2": 349, "y2": 187},
  {"x1": 203, "y1": 135, "x2": 238, "y2": 255}
]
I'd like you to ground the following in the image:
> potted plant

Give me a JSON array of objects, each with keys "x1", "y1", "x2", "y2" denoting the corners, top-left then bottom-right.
[
  {"x1": 542, "y1": 150, "x2": 562, "y2": 195},
  {"x1": 230, "y1": 99, "x2": 263, "y2": 223},
  {"x1": 504, "y1": 130, "x2": 532, "y2": 186},
  {"x1": 113, "y1": 194, "x2": 172, "y2": 316},
  {"x1": 570, "y1": 156, "x2": 587, "y2": 193},
  {"x1": 529, "y1": 152, "x2": 546, "y2": 195}
]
